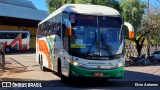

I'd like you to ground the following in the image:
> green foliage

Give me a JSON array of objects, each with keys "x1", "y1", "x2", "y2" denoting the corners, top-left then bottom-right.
[
  {"x1": 76, "y1": 0, "x2": 92, "y2": 4},
  {"x1": 141, "y1": 9, "x2": 160, "y2": 45},
  {"x1": 120, "y1": 0, "x2": 146, "y2": 30},
  {"x1": 120, "y1": 0, "x2": 146, "y2": 56},
  {"x1": 46, "y1": 0, "x2": 62, "y2": 13},
  {"x1": 91, "y1": 0, "x2": 120, "y2": 12},
  {"x1": 46, "y1": 0, "x2": 121, "y2": 14},
  {"x1": 46, "y1": 0, "x2": 76, "y2": 13}
]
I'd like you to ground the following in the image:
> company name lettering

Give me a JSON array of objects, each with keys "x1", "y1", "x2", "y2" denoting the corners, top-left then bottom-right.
[{"x1": 87, "y1": 62, "x2": 110, "y2": 65}]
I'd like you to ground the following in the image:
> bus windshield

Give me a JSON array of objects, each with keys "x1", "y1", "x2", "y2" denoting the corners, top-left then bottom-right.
[{"x1": 69, "y1": 13, "x2": 123, "y2": 59}]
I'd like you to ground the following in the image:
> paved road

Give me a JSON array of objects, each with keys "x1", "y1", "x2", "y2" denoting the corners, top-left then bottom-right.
[{"x1": 0, "y1": 52, "x2": 160, "y2": 90}]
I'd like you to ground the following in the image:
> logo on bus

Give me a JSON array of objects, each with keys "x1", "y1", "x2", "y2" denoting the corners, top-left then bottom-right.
[
  {"x1": 97, "y1": 66, "x2": 101, "y2": 69},
  {"x1": 4, "y1": 33, "x2": 28, "y2": 50}
]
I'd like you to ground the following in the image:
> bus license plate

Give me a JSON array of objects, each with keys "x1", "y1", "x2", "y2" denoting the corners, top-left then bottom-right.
[{"x1": 94, "y1": 72, "x2": 104, "y2": 76}]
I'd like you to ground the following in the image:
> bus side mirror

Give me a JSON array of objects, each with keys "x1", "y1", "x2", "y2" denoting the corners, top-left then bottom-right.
[
  {"x1": 64, "y1": 19, "x2": 72, "y2": 36},
  {"x1": 124, "y1": 22, "x2": 134, "y2": 39}
]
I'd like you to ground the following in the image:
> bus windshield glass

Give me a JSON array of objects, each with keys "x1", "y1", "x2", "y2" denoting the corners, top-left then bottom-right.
[{"x1": 69, "y1": 13, "x2": 123, "y2": 59}]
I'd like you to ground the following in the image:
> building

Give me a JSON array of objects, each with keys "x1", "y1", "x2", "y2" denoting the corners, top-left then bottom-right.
[{"x1": 0, "y1": 0, "x2": 48, "y2": 49}]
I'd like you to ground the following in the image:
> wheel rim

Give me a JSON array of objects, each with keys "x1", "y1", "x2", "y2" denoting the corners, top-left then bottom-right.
[
  {"x1": 40, "y1": 61, "x2": 42, "y2": 69},
  {"x1": 6, "y1": 48, "x2": 10, "y2": 52}
]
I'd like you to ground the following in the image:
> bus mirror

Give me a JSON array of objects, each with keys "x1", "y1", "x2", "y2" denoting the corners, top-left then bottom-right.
[
  {"x1": 64, "y1": 19, "x2": 72, "y2": 36},
  {"x1": 124, "y1": 22, "x2": 134, "y2": 39}
]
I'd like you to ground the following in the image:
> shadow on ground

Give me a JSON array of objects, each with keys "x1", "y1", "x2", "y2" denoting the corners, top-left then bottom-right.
[
  {"x1": 5, "y1": 50, "x2": 35, "y2": 55},
  {"x1": 1, "y1": 70, "x2": 160, "y2": 88}
]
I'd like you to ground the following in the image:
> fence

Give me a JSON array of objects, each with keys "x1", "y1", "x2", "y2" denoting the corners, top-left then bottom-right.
[
  {"x1": 125, "y1": 44, "x2": 160, "y2": 57},
  {"x1": 0, "y1": 42, "x2": 5, "y2": 70}
]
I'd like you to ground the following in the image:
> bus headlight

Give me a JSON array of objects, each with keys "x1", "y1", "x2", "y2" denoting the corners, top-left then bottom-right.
[
  {"x1": 73, "y1": 61, "x2": 83, "y2": 66},
  {"x1": 117, "y1": 62, "x2": 123, "y2": 67},
  {"x1": 68, "y1": 59, "x2": 83, "y2": 66},
  {"x1": 67, "y1": 59, "x2": 72, "y2": 63},
  {"x1": 73, "y1": 62, "x2": 79, "y2": 66}
]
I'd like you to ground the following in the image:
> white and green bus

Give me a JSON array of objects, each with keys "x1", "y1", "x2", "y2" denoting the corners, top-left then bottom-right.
[{"x1": 36, "y1": 4, "x2": 134, "y2": 81}]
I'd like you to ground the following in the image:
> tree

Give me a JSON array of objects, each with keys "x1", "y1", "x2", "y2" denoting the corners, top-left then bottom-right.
[
  {"x1": 90, "y1": 0, "x2": 121, "y2": 12},
  {"x1": 46, "y1": 0, "x2": 120, "y2": 13},
  {"x1": 121, "y1": 0, "x2": 160, "y2": 56},
  {"x1": 137, "y1": 6, "x2": 160, "y2": 56},
  {"x1": 120, "y1": 0, "x2": 146, "y2": 56},
  {"x1": 141, "y1": 7, "x2": 160, "y2": 45},
  {"x1": 46, "y1": 0, "x2": 76, "y2": 13},
  {"x1": 46, "y1": 0, "x2": 61, "y2": 13},
  {"x1": 120, "y1": 0, "x2": 146, "y2": 30}
]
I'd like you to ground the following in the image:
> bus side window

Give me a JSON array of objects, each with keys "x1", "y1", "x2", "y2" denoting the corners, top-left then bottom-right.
[
  {"x1": 15, "y1": 33, "x2": 19, "y2": 38},
  {"x1": 6, "y1": 33, "x2": 10, "y2": 39},
  {"x1": 62, "y1": 24, "x2": 66, "y2": 36},
  {"x1": 62, "y1": 23, "x2": 68, "y2": 51},
  {"x1": 11, "y1": 33, "x2": 17, "y2": 39},
  {"x1": 22, "y1": 33, "x2": 27, "y2": 39},
  {"x1": 48, "y1": 22, "x2": 52, "y2": 35},
  {"x1": 56, "y1": 25, "x2": 61, "y2": 36},
  {"x1": 0, "y1": 33, "x2": 3, "y2": 39},
  {"x1": 52, "y1": 22, "x2": 56, "y2": 35},
  {"x1": 0, "y1": 33, "x2": 5, "y2": 39},
  {"x1": 43, "y1": 23, "x2": 48, "y2": 36}
]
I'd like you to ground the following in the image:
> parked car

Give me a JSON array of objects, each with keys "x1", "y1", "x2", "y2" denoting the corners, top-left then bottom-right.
[
  {"x1": 129, "y1": 54, "x2": 150, "y2": 66},
  {"x1": 150, "y1": 50, "x2": 160, "y2": 63}
]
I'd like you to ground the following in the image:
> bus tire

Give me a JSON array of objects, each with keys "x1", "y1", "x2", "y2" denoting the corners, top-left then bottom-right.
[
  {"x1": 40, "y1": 55, "x2": 47, "y2": 71},
  {"x1": 38, "y1": 55, "x2": 41, "y2": 64},
  {"x1": 58, "y1": 59, "x2": 68, "y2": 83},
  {"x1": 5, "y1": 46, "x2": 11, "y2": 53},
  {"x1": 57, "y1": 59, "x2": 61, "y2": 75},
  {"x1": 61, "y1": 73, "x2": 68, "y2": 83}
]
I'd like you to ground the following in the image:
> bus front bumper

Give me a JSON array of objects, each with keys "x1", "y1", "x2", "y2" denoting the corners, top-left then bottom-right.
[{"x1": 69, "y1": 63, "x2": 124, "y2": 79}]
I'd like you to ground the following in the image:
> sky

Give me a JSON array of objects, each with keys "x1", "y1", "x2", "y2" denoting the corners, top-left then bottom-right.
[
  {"x1": 141, "y1": 0, "x2": 160, "y2": 6},
  {"x1": 26, "y1": 0, "x2": 160, "y2": 12},
  {"x1": 26, "y1": 0, "x2": 48, "y2": 11}
]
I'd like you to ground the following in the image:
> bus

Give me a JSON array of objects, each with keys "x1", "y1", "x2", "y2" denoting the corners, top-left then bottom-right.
[
  {"x1": 36, "y1": 4, "x2": 134, "y2": 81},
  {"x1": 0, "y1": 30, "x2": 30, "y2": 52}
]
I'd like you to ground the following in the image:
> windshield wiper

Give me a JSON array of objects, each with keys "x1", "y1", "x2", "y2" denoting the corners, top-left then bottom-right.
[
  {"x1": 84, "y1": 31, "x2": 99, "y2": 57},
  {"x1": 101, "y1": 33, "x2": 114, "y2": 58}
]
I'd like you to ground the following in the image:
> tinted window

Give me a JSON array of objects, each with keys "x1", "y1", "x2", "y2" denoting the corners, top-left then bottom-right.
[
  {"x1": 153, "y1": 51, "x2": 160, "y2": 54},
  {"x1": 22, "y1": 33, "x2": 28, "y2": 39},
  {"x1": 0, "y1": 32, "x2": 28, "y2": 39},
  {"x1": 70, "y1": 14, "x2": 97, "y2": 26},
  {"x1": 99, "y1": 16, "x2": 122, "y2": 28}
]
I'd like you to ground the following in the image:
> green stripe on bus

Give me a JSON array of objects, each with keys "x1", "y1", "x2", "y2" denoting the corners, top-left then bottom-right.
[{"x1": 68, "y1": 63, "x2": 124, "y2": 78}]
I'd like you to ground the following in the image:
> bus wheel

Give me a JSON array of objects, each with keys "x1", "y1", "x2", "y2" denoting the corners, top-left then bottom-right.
[
  {"x1": 5, "y1": 46, "x2": 11, "y2": 53},
  {"x1": 40, "y1": 55, "x2": 47, "y2": 71},
  {"x1": 57, "y1": 60, "x2": 61, "y2": 75},
  {"x1": 58, "y1": 60, "x2": 68, "y2": 83}
]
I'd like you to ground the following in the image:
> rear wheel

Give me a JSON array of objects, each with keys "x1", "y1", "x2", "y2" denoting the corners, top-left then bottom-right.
[
  {"x1": 5, "y1": 46, "x2": 11, "y2": 53},
  {"x1": 40, "y1": 55, "x2": 47, "y2": 71}
]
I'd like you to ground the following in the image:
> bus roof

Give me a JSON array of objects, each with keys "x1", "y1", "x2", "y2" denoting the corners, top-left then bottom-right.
[{"x1": 39, "y1": 4, "x2": 121, "y2": 25}]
